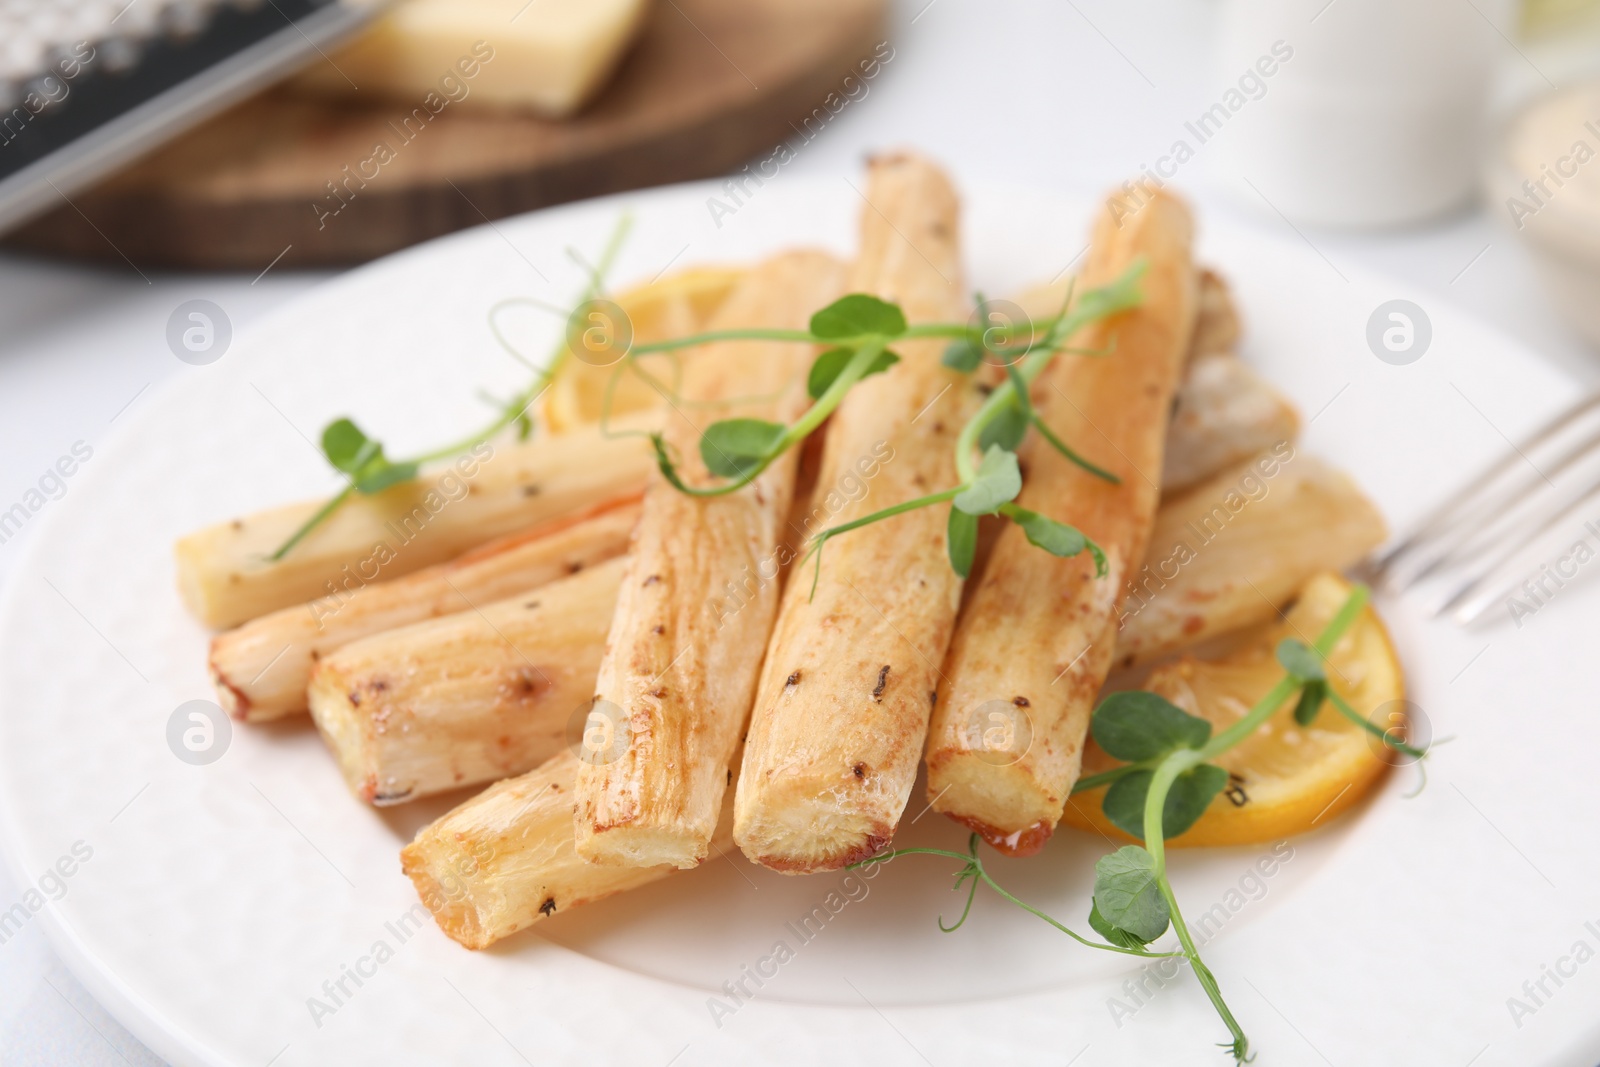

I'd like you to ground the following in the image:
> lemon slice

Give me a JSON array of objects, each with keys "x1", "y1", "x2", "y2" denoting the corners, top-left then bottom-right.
[
  {"x1": 543, "y1": 266, "x2": 745, "y2": 432},
  {"x1": 1062, "y1": 572, "x2": 1406, "y2": 847}
]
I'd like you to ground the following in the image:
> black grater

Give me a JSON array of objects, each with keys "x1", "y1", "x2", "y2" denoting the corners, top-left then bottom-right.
[{"x1": 0, "y1": 0, "x2": 385, "y2": 235}]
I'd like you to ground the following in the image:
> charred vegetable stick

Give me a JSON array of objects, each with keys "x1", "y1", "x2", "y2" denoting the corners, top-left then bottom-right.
[
  {"x1": 405, "y1": 750, "x2": 739, "y2": 950},
  {"x1": 925, "y1": 189, "x2": 1198, "y2": 857},
  {"x1": 576, "y1": 251, "x2": 849, "y2": 870},
  {"x1": 733, "y1": 152, "x2": 980, "y2": 873},
  {"x1": 209, "y1": 498, "x2": 640, "y2": 722},
  {"x1": 175, "y1": 421, "x2": 654, "y2": 630},
  {"x1": 308, "y1": 557, "x2": 624, "y2": 805}
]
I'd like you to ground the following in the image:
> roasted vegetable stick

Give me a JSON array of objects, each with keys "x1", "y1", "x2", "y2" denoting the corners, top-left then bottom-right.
[
  {"x1": 404, "y1": 750, "x2": 739, "y2": 949},
  {"x1": 1163, "y1": 354, "x2": 1300, "y2": 493},
  {"x1": 733, "y1": 152, "x2": 980, "y2": 873},
  {"x1": 1115, "y1": 449, "x2": 1386, "y2": 665},
  {"x1": 307, "y1": 557, "x2": 624, "y2": 805},
  {"x1": 209, "y1": 498, "x2": 640, "y2": 722},
  {"x1": 176, "y1": 421, "x2": 654, "y2": 629},
  {"x1": 575, "y1": 251, "x2": 849, "y2": 870},
  {"x1": 1015, "y1": 265, "x2": 1236, "y2": 370},
  {"x1": 926, "y1": 189, "x2": 1198, "y2": 855}
]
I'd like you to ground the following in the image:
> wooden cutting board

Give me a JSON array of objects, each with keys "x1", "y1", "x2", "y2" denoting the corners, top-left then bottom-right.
[{"x1": 7, "y1": 0, "x2": 887, "y2": 269}]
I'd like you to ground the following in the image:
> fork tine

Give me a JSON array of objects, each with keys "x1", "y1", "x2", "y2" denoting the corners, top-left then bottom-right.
[
  {"x1": 1388, "y1": 422, "x2": 1600, "y2": 591},
  {"x1": 1369, "y1": 393, "x2": 1600, "y2": 583},
  {"x1": 1437, "y1": 475, "x2": 1600, "y2": 624}
]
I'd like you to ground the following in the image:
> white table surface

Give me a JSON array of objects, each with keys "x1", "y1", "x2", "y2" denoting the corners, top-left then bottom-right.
[{"x1": 1, "y1": 2, "x2": 1596, "y2": 1063}]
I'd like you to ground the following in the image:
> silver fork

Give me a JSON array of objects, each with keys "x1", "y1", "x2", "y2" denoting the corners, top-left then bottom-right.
[{"x1": 1361, "y1": 393, "x2": 1600, "y2": 624}]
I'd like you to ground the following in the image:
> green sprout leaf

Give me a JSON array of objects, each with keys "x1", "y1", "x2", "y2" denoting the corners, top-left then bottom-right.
[
  {"x1": 980, "y1": 361, "x2": 1035, "y2": 453},
  {"x1": 1005, "y1": 505, "x2": 1089, "y2": 559},
  {"x1": 1089, "y1": 900, "x2": 1153, "y2": 949},
  {"x1": 1293, "y1": 679, "x2": 1328, "y2": 726},
  {"x1": 952, "y1": 445, "x2": 1022, "y2": 515},
  {"x1": 1275, "y1": 638, "x2": 1326, "y2": 682},
  {"x1": 977, "y1": 400, "x2": 1029, "y2": 452},
  {"x1": 1092, "y1": 846, "x2": 1170, "y2": 943},
  {"x1": 806, "y1": 345, "x2": 900, "y2": 400},
  {"x1": 354, "y1": 460, "x2": 419, "y2": 494},
  {"x1": 318, "y1": 418, "x2": 416, "y2": 496},
  {"x1": 700, "y1": 418, "x2": 787, "y2": 479},
  {"x1": 1102, "y1": 763, "x2": 1229, "y2": 839},
  {"x1": 942, "y1": 338, "x2": 983, "y2": 373},
  {"x1": 1102, "y1": 771, "x2": 1157, "y2": 838},
  {"x1": 272, "y1": 214, "x2": 637, "y2": 562},
  {"x1": 808, "y1": 293, "x2": 907, "y2": 340},
  {"x1": 321, "y1": 418, "x2": 379, "y2": 474},
  {"x1": 1091, "y1": 691, "x2": 1211, "y2": 763},
  {"x1": 947, "y1": 506, "x2": 979, "y2": 579},
  {"x1": 1161, "y1": 763, "x2": 1229, "y2": 838}
]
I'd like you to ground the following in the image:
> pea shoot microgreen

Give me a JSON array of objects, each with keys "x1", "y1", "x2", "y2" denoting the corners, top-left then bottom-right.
[
  {"x1": 267, "y1": 216, "x2": 635, "y2": 561},
  {"x1": 612, "y1": 261, "x2": 1146, "y2": 593},
  {"x1": 796, "y1": 268, "x2": 1142, "y2": 589},
  {"x1": 268, "y1": 219, "x2": 1141, "y2": 587},
  {"x1": 857, "y1": 583, "x2": 1433, "y2": 1064}
]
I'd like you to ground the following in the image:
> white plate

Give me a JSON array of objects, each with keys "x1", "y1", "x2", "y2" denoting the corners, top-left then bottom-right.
[{"x1": 1, "y1": 178, "x2": 1594, "y2": 1067}]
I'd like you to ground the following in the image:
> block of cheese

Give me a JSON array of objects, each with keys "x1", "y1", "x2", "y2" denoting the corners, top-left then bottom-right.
[{"x1": 292, "y1": 0, "x2": 651, "y2": 117}]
